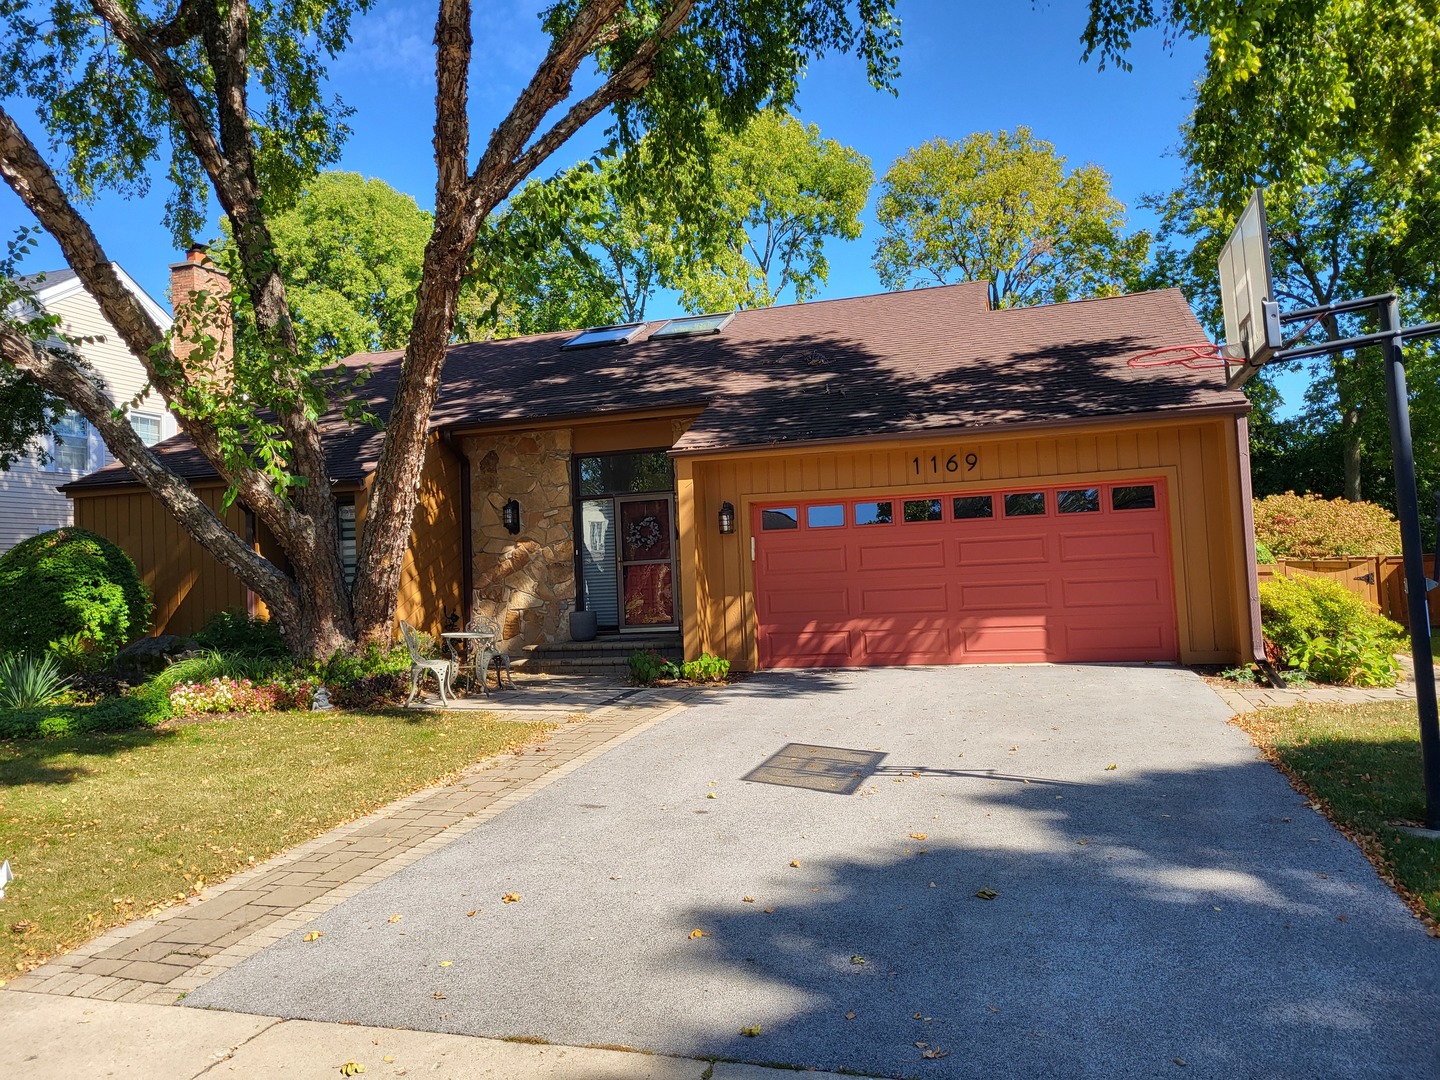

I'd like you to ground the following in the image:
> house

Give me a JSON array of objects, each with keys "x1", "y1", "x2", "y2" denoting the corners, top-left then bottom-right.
[
  {"x1": 2, "y1": 265, "x2": 178, "y2": 552},
  {"x1": 64, "y1": 280, "x2": 1262, "y2": 669}
]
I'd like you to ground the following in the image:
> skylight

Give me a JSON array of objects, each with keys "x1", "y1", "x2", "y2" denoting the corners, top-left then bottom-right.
[
  {"x1": 649, "y1": 312, "x2": 735, "y2": 340},
  {"x1": 560, "y1": 322, "x2": 648, "y2": 350}
]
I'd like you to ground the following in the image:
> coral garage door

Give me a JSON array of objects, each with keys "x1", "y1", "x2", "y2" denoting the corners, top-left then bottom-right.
[{"x1": 753, "y1": 480, "x2": 1178, "y2": 667}]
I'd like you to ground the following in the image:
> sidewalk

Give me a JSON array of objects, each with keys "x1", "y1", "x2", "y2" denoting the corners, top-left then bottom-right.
[{"x1": 2, "y1": 680, "x2": 878, "y2": 1078}]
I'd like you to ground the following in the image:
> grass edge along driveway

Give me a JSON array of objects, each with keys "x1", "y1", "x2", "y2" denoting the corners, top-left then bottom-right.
[
  {"x1": 0, "y1": 709, "x2": 549, "y2": 978},
  {"x1": 1233, "y1": 700, "x2": 1440, "y2": 932}
]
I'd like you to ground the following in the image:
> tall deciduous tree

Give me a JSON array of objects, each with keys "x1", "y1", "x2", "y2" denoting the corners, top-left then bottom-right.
[
  {"x1": 666, "y1": 110, "x2": 873, "y2": 311},
  {"x1": 1089, "y1": 2, "x2": 1440, "y2": 508},
  {"x1": 872, "y1": 128, "x2": 1148, "y2": 307},
  {"x1": 486, "y1": 110, "x2": 871, "y2": 328},
  {"x1": 0, "y1": 0, "x2": 901, "y2": 658}
]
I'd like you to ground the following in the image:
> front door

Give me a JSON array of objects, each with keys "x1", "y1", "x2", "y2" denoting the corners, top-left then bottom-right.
[{"x1": 617, "y1": 495, "x2": 677, "y2": 629}]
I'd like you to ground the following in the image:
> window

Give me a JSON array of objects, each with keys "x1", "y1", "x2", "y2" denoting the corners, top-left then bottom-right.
[
  {"x1": 952, "y1": 495, "x2": 993, "y2": 519},
  {"x1": 1004, "y1": 491, "x2": 1046, "y2": 517},
  {"x1": 49, "y1": 411, "x2": 90, "y2": 472},
  {"x1": 762, "y1": 508, "x2": 798, "y2": 530},
  {"x1": 649, "y1": 312, "x2": 734, "y2": 340},
  {"x1": 903, "y1": 498, "x2": 943, "y2": 522},
  {"x1": 806, "y1": 504, "x2": 844, "y2": 528},
  {"x1": 578, "y1": 452, "x2": 674, "y2": 496},
  {"x1": 1058, "y1": 488, "x2": 1100, "y2": 514},
  {"x1": 337, "y1": 501, "x2": 357, "y2": 588},
  {"x1": 129, "y1": 413, "x2": 162, "y2": 447},
  {"x1": 560, "y1": 322, "x2": 647, "y2": 350},
  {"x1": 1112, "y1": 485, "x2": 1157, "y2": 510},
  {"x1": 854, "y1": 501, "x2": 893, "y2": 525}
]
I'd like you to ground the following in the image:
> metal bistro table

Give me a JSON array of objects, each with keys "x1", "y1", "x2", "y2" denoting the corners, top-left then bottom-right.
[{"x1": 440, "y1": 630, "x2": 510, "y2": 695}]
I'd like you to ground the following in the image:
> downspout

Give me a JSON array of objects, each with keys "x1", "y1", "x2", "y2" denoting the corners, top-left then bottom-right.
[{"x1": 1234, "y1": 415, "x2": 1275, "y2": 681}]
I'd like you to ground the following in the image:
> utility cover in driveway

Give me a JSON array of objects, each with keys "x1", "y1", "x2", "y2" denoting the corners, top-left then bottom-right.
[
  {"x1": 742, "y1": 742, "x2": 887, "y2": 794},
  {"x1": 754, "y1": 480, "x2": 1179, "y2": 667}
]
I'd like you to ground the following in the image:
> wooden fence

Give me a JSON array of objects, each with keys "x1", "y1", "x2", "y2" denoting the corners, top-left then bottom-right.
[{"x1": 1256, "y1": 556, "x2": 1440, "y2": 626}]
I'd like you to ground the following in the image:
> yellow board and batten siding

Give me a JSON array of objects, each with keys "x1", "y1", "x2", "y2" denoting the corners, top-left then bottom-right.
[
  {"x1": 679, "y1": 414, "x2": 1252, "y2": 669},
  {"x1": 70, "y1": 433, "x2": 464, "y2": 640}
]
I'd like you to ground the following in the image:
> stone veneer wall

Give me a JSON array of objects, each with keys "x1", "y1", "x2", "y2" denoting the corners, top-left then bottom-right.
[{"x1": 464, "y1": 429, "x2": 576, "y2": 651}]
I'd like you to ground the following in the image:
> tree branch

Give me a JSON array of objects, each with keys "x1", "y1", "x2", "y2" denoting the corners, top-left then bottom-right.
[
  {"x1": 0, "y1": 105, "x2": 295, "y2": 534},
  {"x1": 0, "y1": 325, "x2": 298, "y2": 620}
]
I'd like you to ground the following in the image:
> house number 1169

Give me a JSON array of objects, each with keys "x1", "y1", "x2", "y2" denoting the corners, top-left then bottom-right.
[{"x1": 913, "y1": 453, "x2": 977, "y2": 475}]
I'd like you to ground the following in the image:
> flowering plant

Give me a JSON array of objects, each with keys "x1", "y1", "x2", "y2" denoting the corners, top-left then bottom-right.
[{"x1": 168, "y1": 676, "x2": 315, "y2": 715}]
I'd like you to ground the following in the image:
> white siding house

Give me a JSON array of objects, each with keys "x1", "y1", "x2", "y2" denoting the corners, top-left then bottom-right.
[{"x1": 1, "y1": 267, "x2": 176, "y2": 552}]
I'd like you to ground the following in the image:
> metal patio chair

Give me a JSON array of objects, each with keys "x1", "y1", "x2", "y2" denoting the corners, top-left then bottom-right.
[
  {"x1": 400, "y1": 620, "x2": 456, "y2": 707},
  {"x1": 465, "y1": 615, "x2": 512, "y2": 694}
]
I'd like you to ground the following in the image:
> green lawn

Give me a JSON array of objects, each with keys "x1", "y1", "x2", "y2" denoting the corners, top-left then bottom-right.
[
  {"x1": 0, "y1": 709, "x2": 547, "y2": 978},
  {"x1": 1235, "y1": 702, "x2": 1440, "y2": 927}
]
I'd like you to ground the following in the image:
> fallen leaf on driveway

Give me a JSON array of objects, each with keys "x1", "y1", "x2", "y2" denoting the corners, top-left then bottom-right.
[
  {"x1": 382, "y1": 1057, "x2": 394, "y2": 1064},
  {"x1": 706, "y1": 793, "x2": 717, "y2": 799},
  {"x1": 909, "y1": 833, "x2": 928, "y2": 840},
  {"x1": 689, "y1": 929, "x2": 705, "y2": 939},
  {"x1": 466, "y1": 910, "x2": 478, "y2": 917},
  {"x1": 1173, "y1": 1058, "x2": 1187, "y2": 1067},
  {"x1": 1105, "y1": 763, "x2": 1118, "y2": 771},
  {"x1": 975, "y1": 888, "x2": 998, "y2": 900},
  {"x1": 740, "y1": 1025, "x2": 762, "y2": 1037},
  {"x1": 763, "y1": 908, "x2": 775, "y2": 914},
  {"x1": 789, "y1": 860, "x2": 800, "y2": 868},
  {"x1": 914, "y1": 1041, "x2": 928, "y2": 1048},
  {"x1": 439, "y1": 961, "x2": 453, "y2": 967},
  {"x1": 844, "y1": 1011, "x2": 856, "y2": 1020},
  {"x1": 742, "y1": 896, "x2": 755, "y2": 903},
  {"x1": 501, "y1": 893, "x2": 521, "y2": 903},
  {"x1": 850, "y1": 955, "x2": 866, "y2": 965},
  {"x1": 921, "y1": 1048, "x2": 950, "y2": 1060},
  {"x1": 432, "y1": 991, "x2": 447, "y2": 999},
  {"x1": 339, "y1": 1062, "x2": 365, "y2": 1076},
  {"x1": 387, "y1": 914, "x2": 402, "y2": 923},
  {"x1": 303, "y1": 931, "x2": 322, "y2": 942},
  {"x1": 913, "y1": 1013, "x2": 923, "y2": 1019}
]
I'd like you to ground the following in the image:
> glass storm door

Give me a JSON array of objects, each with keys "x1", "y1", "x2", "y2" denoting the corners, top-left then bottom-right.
[{"x1": 617, "y1": 495, "x2": 677, "y2": 629}]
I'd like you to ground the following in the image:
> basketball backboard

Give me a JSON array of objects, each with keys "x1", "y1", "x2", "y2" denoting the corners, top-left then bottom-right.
[{"x1": 1218, "y1": 189, "x2": 1279, "y2": 369}]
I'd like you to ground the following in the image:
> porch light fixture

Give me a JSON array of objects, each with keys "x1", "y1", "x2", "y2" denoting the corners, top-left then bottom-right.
[
  {"x1": 502, "y1": 499, "x2": 521, "y2": 535},
  {"x1": 718, "y1": 501, "x2": 736, "y2": 535}
]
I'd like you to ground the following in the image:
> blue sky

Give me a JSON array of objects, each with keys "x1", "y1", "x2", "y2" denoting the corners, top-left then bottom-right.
[{"x1": 1, "y1": 2, "x2": 1211, "y2": 336}]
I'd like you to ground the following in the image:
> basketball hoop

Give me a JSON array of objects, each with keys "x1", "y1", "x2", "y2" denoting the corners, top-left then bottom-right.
[{"x1": 1126, "y1": 342, "x2": 1229, "y2": 370}]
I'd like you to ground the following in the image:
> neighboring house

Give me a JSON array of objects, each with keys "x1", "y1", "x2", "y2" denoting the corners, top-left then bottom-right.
[
  {"x1": 2, "y1": 265, "x2": 177, "y2": 553},
  {"x1": 65, "y1": 281, "x2": 1261, "y2": 669}
]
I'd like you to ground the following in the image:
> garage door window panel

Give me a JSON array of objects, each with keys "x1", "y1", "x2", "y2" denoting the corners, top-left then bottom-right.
[
  {"x1": 952, "y1": 495, "x2": 994, "y2": 519},
  {"x1": 762, "y1": 508, "x2": 799, "y2": 530},
  {"x1": 855, "y1": 501, "x2": 893, "y2": 525},
  {"x1": 1111, "y1": 485, "x2": 1157, "y2": 510},
  {"x1": 903, "y1": 498, "x2": 942, "y2": 522},
  {"x1": 1058, "y1": 488, "x2": 1100, "y2": 513},
  {"x1": 1004, "y1": 492, "x2": 1046, "y2": 517},
  {"x1": 806, "y1": 504, "x2": 845, "y2": 528}
]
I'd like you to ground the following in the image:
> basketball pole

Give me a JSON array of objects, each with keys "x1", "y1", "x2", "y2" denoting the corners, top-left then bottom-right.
[
  {"x1": 1378, "y1": 296, "x2": 1440, "y2": 830},
  {"x1": 1245, "y1": 294, "x2": 1440, "y2": 829}
]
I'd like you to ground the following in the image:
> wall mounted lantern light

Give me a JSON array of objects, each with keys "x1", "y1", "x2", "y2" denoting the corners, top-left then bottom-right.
[
  {"x1": 502, "y1": 499, "x2": 521, "y2": 535},
  {"x1": 718, "y1": 501, "x2": 736, "y2": 535}
]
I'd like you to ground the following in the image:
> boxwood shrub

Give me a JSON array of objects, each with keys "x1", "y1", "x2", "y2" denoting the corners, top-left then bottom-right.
[{"x1": 0, "y1": 527, "x2": 152, "y2": 664}]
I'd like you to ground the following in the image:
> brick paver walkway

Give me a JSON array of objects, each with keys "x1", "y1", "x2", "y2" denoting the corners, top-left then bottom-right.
[{"x1": 4, "y1": 686, "x2": 702, "y2": 1007}]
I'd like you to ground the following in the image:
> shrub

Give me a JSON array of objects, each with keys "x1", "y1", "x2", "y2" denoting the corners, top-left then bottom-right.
[
  {"x1": 629, "y1": 649, "x2": 681, "y2": 685},
  {"x1": 1259, "y1": 574, "x2": 1405, "y2": 685},
  {"x1": 1254, "y1": 541, "x2": 1276, "y2": 565},
  {"x1": 0, "y1": 652, "x2": 69, "y2": 708},
  {"x1": 1253, "y1": 493, "x2": 1402, "y2": 558},
  {"x1": 192, "y1": 608, "x2": 287, "y2": 658},
  {"x1": 680, "y1": 653, "x2": 731, "y2": 682},
  {"x1": 330, "y1": 673, "x2": 406, "y2": 709},
  {"x1": 0, "y1": 676, "x2": 171, "y2": 739},
  {"x1": 0, "y1": 527, "x2": 151, "y2": 663}
]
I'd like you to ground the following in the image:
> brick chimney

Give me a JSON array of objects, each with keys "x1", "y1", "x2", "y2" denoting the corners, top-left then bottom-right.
[{"x1": 169, "y1": 244, "x2": 233, "y2": 388}]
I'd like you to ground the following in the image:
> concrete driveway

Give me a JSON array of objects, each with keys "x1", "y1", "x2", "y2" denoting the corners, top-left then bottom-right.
[{"x1": 185, "y1": 665, "x2": 1440, "y2": 1078}]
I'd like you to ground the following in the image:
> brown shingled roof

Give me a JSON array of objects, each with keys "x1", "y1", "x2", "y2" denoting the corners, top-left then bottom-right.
[{"x1": 64, "y1": 282, "x2": 1245, "y2": 491}]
